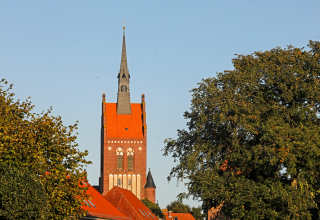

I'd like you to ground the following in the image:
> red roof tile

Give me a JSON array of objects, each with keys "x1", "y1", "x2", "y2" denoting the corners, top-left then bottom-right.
[
  {"x1": 105, "y1": 187, "x2": 159, "y2": 220},
  {"x1": 105, "y1": 103, "x2": 144, "y2": 138},
  {"x1": 80, "y1": 182, "x2": 129, "y2": 220}
]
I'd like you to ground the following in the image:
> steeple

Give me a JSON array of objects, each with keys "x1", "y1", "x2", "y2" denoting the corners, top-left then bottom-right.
[
  {"x1": 144, "y1": 169, "x2": 156, "y2": 188},
  {"x1": 117, "y1": 26, "x2": 131, "y2": 114}
]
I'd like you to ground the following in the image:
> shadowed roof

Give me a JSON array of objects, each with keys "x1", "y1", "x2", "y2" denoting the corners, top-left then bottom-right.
[
  {"x1": 80, "y1": 181, "x2": 129, "y2": 220},
  {"x1": 106, "y1": 187, "x2": 159, "y2": 220},
  {"x1": 105, "y1": 103, "x2": 143, "y2": 138}
]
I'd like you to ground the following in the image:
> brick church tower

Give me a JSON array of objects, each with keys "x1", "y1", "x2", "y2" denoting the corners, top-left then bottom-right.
[{"x1": 99, "y1": 26, "x2": 156, "y2": 202}]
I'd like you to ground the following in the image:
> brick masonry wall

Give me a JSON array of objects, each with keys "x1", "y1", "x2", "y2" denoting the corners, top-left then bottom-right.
[
  {"x1": 100, "y1": 97, "x2": 148, "y2": 199},
  {"x1": 102, "y1": 137, "x2": 147, "y2": 199},
  {"x1": 145, "y1": 187, "x2": 155, "y2": 203},
  {"x1": 208, "y1": 206, "x2": 230, "y2": 220}
]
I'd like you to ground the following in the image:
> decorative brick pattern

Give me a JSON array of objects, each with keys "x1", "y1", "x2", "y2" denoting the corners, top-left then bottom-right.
[{"x1": 100, "y1": 95, "x2": 148, "y2": 200}]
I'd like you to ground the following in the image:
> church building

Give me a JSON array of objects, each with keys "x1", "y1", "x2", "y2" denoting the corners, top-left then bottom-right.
[{"x1": 98, "y1": 26, "x2": 156, "y2": 203}]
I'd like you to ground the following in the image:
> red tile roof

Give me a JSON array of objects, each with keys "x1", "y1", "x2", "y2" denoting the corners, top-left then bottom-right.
[
  {"x1": 105, "y1": 187, "x2": 159, "y2": 220},
  {"x1": 80, "y1": 181, "x2": 129, "y2": 220},
  {"x1": 105, "y1": 103, "x2": 144, "y2": 138},
  {"x1": 164, "y1": 213, "x2": 196, "y2": 220}
]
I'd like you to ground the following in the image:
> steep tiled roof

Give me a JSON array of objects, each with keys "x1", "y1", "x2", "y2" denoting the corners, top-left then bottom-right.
[
  {"x1": 80, "y1": 181, "x2": 129, "y2": 220},
  {"x1": 144, "y1": 169, "x2": 156, "y2": 188},
  {"x1": 105, "y1": 187, "x2": 159, "y2": 220},
  {"x1": 165, "y1": 213, "x2": 196, "y2": 220},
  {"x1": 105, "y1": 103, "x2": 143, "y2": 138}
]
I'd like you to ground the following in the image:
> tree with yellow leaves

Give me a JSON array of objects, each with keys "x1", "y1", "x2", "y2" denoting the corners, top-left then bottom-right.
[
  {"x1": 0, "y1": 79, "x2": 91, "y2": 219},
  {"x1": 163, "y1": 40, "x2": 320, "y2": 219}
]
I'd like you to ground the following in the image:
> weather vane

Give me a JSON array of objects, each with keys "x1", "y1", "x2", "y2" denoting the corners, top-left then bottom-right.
[{"x1": 122, "y1": 20, "x2": 127, "y2": 27}]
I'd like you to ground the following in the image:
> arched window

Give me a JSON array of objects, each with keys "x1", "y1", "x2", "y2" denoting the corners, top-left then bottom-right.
[
  {"x1": 127, "y1": 147, "x2": 134, "y2": 170},
  {"x1": 116, "y1": 147, "x2": 124, "y2": 170},
  {"x1": 121, "y1": 85, "x2": 127, "y2": 93}
]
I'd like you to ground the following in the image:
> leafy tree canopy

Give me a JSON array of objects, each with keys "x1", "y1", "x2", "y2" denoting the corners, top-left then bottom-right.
[
  {"x1": 166, "y1": 200, "x2": 190, "y2": 213},
  {"x1": 163, "y1": 40, "x2": 320, "y2": 219},
  {"x1": 0, "y1": 79, "x2": 92, "y2": 219},
  {"x1": 190, "y1": 206, "x2": 203, "y2": 220},
  {"x1": 0, "y1": 163, "x2": 49, "y2": 219},
  {"x1": 166, "y1": 201, "x2": 203, "y2": 220},
  {"x1": 141, "y1": 198, "x2": 164, "y2": 218}
]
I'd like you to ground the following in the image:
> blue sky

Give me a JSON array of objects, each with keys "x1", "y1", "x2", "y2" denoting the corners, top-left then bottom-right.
[{"x1": 1, "y1": 0, "x2": 320, "y2": 209}]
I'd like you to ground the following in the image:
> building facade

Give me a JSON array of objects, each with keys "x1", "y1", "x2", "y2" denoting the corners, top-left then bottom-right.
[{"x1": 99, "y1": 27, "x2": 155, "y2": 202}]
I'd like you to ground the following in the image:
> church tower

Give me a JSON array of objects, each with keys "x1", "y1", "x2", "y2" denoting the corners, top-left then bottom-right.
[
  {"x1": 99, "y1": 26, "x2": 155, "y2": 201},
  {"x1": 144, "y1": 169, "x2": 156, "y2": 203}
]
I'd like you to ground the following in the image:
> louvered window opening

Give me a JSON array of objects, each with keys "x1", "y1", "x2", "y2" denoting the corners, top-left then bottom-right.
[
  {"x1": 128, "y1": 156, "x2": 133, "y2": 170},
  {"x1": 117, "y1": 156, "x2": 123, "y2": 169}
]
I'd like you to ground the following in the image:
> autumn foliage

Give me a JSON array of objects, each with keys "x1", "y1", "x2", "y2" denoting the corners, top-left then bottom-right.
[
  {"x1": 163, "y1": 40, "x2": 320, "y2": 219},
  {"x1": 0, "y1": 79, "x2": 91, "y2": 219}
]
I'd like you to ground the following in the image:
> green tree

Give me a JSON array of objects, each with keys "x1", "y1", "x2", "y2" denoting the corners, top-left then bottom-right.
[
  {"x1": 166, "y1": 201, "x2": 203, "y2": 220},
  {"x1": 190, "y1": 206, "x2": 203, "y2": 220},
  {"x1": 0, "y1": 163, "x2": 49, "y2": 219},
  {"x1": 141, "y1": 198, "x2": 164, "y2": 218},
  {"x1": 0, "y1": 79, "x2": 91, "y2": 219},
  {"x1": 166, "y1": 200, "x2": 190, "y2": 213},
  {"x1": 163, "y1": 40, "x2": 320, "y2": 219}
]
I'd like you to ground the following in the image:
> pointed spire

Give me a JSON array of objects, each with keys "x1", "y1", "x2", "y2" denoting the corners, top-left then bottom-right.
[
  {"x1": 120, "y1": 26, "x2": 129, "y2": 79},
  {"x1": 117, "y1": 26, "x2": 131, "y2": 114},
  {"x1": 144, "y1": 168, "x2": 156, "y2": 188}
]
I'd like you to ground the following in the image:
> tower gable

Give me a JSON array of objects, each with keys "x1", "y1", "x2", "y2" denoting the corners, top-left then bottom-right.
[{"x1": 104, "y1": 103, "x2": 144, "y2": 138}]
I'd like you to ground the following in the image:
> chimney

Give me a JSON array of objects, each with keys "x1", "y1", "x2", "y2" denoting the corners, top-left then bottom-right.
[
  {"x1": 162, "y1": 209, "x2": 168, "y2": 217},
  {"x1": 169, "y1": 211, "x2": 172, "y2": 218}
]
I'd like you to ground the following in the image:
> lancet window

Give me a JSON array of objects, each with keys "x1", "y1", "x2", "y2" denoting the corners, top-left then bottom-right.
[
  {"x1": 116, "y1": 147, "x2": 124, "y2": 170},
  {"x1": 121, "y1": 85, "x2": 127, "y2": 92},
  {"x1": 127, "y1": 147, "x2": 134, "y2": 170}
]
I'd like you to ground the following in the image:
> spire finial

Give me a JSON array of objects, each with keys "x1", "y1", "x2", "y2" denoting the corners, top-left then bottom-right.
[
  {"x1": 122, "y1": 20, "x2": 127, "y2": 35},
  {"x1": 122, "y1": 19, "x2": 127, "y2": 26}
]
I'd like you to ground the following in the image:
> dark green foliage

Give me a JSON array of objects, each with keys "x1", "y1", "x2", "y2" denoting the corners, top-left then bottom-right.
[
  {"x1": 0, "y1": 163, "x2": 49, "y2": 219},
  {"x1": 163, "y1": 40, "x2": 320, "y2": 219},
  {"x1": 166, "y1": 200, "x2": 203, "y2": 220},
  {"x1": 190, "y1": 207, "x2": 203, "y2": 220},
  {"x1": 166, "y1": 200, "x2": 190, "y2": 213},
  {"x1": 141, "y1": 198, "x2": 164, "y2": 218},
  {"x1": 0, "y1": 80, "x2": 91, "y2": 219}
]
